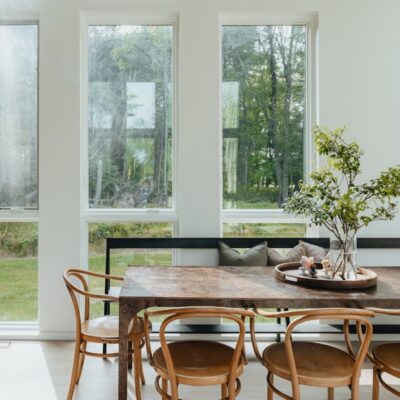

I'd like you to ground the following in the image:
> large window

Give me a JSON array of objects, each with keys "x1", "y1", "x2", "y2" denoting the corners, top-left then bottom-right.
[
  {"x1": 87, "y1": 25, "x2": 174, "y2": 209},
  {"x1": 0, "y1": 23, "x2": 38, "y2": 324},
  {"x1": 0, "y1": 24, "x2": 38, "y2": 209},
  {"x1": 222, "y1": 25, "x2": 307, "y2": 210}
]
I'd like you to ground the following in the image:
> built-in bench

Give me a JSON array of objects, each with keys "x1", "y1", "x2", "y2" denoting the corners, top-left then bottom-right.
[{"x1": 104, "y1": 237, "x2": 400, "y2": 338}]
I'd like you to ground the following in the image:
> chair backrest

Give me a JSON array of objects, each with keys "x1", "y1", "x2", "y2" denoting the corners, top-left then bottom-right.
[
  {"x1": 144, "y1": 307, "x2": 254, "y2": 398},
  {"x1": 63, "y1": 268, "x2": 121, "y2": 333},
  {"x1": 251, "y1": 308, "x2": 375, "y2": 399}
]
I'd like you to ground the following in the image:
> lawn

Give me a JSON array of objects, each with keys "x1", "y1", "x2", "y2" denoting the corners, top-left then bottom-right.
[
  {"x1": 1, "y1": 250, "x2": 277, "y2": 324},
  {"x1": 0, "y1": 251, "x2": 172, "y2": 322},
  {"x1": 0, "y1": 257, "x2": 38, "y2": 321}
]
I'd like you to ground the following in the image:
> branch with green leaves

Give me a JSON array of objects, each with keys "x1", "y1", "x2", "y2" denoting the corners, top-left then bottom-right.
[{"x1": 284, "y1": 126, "x2": 400, "y2": 243}]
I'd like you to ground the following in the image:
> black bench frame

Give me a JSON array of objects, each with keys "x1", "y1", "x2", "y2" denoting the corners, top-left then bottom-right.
[{"x1": 104, "y1": 237, "x2": 400, "y2": 337}]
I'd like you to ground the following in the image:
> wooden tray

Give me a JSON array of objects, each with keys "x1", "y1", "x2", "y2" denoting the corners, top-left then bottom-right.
[{"x1": 275, "y1": 262, "x2": 378, "y2": 290}]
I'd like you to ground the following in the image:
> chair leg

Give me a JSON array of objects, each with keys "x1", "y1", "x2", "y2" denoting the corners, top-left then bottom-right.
[
  {"x1": 373, "y1": 367, "x2": 380, "y2": 400},
  {"x1": 351, "y1": 382, "x2": 360, "y2": 400},
  {"x1": 133, "y1": 338, "x2": 142, "y2": 400},
  {"x1": 162, "y1": 378, "x2": 168, "y2": 400},
  {"x1": 328, "y1": 387, "x2": 334, "y2": 400},
  {"x1": 221, "y1": 383, "x2": 227, "y2": 399},
  {"x1": 228, "y1": 378, "x2": 236, "y2": 400},
  {"x1": 76, "y1": 341, "x2": 87, "y2": 384},
  {"x1": 137, "y1": 341, "x2": 145, "y2": 385},
  {"x1": 128, "y1": 341, "x2": 133, "y2": 370},
  {"x1": 267, "y1": 373, "x2": 274, "y2": 400},
  {"x1": 276, "y1": 308, "x2": 282, "y2": 343},
  {"x1": 67, "y1": 340, "x2": 81, "y2": 400}
]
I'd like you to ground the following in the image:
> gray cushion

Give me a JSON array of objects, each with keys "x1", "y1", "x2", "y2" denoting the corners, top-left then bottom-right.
[
  {"x1": 267, "y1": 244, "x2": 306, "y2": 266},
  {"x1": 299, "y1": 240, "x2": 328, "y2": 262},
  {"x1": 218, "y1": 241, "x2": 268, "y2": 266}
]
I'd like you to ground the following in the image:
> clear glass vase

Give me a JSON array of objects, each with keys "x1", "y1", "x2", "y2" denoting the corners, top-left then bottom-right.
[{"x1": 329, "y1": 232, "x2": 357, "y2": 280}]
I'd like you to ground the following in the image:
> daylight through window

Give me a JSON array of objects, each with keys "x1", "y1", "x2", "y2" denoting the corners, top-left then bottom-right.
[
  {"x1": 88, "y1": 25, "x2": 174, "y2": 209},
  {"x1": 222, "y1": 25, "x2": 307, "y2": 210}
]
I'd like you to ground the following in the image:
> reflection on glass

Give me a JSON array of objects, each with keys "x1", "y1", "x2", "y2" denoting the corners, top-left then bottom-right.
[
  {"x1": 0, "y1": 25, "x2": 38, "y2": 208},
  {"x1": 222, "y1": 82, "x2": 239, "y2": 129},
  {"x1": 88, "y1": 25, "x2": 173, "y2": 209},
  {"x1": 127, "y1": 82, "x2": 156, "y2": 129}
]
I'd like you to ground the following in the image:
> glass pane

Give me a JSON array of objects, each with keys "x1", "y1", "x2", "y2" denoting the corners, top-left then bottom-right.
[
  {"x1": 222, "y1": 25, "x2": 306, "y2": 209},
  {"x1": 0, "y1": 222, "x2": 38, "y2": 321},
  {"x1": 88, "y1": 222, "x2": 173, "y2": 317},
  {"x1": 88, "y1": 25, "x2": 174, "y2": 209},
  {"x1": 223, "y1": 222, "x2": 307, "y2": 238},
  {"x1": 0, "y1": 25, "x2": 38, "y2": 209}
]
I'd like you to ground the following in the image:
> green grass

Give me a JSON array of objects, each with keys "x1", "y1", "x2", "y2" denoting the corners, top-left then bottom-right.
[
  {"x1": 0, "y1": 257, "x2": 38, "y2": 321},
  {"x1": 223, "y1": 223, "x2": 307, "y2": 238},
  {"x1": 0, "y1": 241, "x2": 302, "y2": 322},
  {"x1": 0, "y1": 251, "x2": 173, "y2": 322}
]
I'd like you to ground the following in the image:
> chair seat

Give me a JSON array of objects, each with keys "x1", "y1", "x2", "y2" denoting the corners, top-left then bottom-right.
[
  {"x1": 153, "y1": 340, "x2": 245, "y2": 385},
  {"x1": 373, "y1": 343, "x2": 400, "y2": 377},
  {"x1": 263, "y1": 342, "x2": 355, "y2": 387},
  {"x1": 81, "y1": 316, "x2": 145, "y2": 340}
]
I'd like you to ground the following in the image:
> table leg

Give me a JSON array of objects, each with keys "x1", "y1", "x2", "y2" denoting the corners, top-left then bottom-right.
[{"x1": 119, "y1": 300, "x2": 143, "y2": 400}]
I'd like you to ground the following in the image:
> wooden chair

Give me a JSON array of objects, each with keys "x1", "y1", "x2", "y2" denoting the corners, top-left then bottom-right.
[
  {"x1": 250, "y1": 308, "x2": 375, "y2": 400},
  {"x1": 144, "y1": 307, "x2": 255, "y2": 400},
  {"x1": 365, "y1": 308, "x2": 400, "y2": 399},
  {"x1": 63, "y1": 268, "x2": 147, "y2": 400}
]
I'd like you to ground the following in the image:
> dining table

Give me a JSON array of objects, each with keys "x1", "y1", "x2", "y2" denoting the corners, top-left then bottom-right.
[{"x1": 118, "y1": 265, "x2": 400, "y2": 400}]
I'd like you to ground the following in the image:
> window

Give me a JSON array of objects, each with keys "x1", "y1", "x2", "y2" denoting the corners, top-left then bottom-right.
[
  {"x1": 0, "y1": 23, "x2": 38, "y2": 324},
  {"x1": 87, "y1": 25, "x2": 174, "y2": 209},
  {"x1": 0, "y1": 222, "x2": 38, "y2": 321},
  {"x1": 0, "y1": 24, "x2": 38, "y2": 209},
  {"x1": 88, "y1": 222, "x2": 173, "y2": 317},
  {"x1": 222, "y1": 25, "x2": 307, "y2": 210},
  {"x1": 223, "y1": 222, "x2": 307, "y2": 238}
]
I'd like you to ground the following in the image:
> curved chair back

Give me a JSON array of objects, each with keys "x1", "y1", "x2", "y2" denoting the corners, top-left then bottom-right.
[
  {"x1": 251, "y1": 308, "x2": 375, "y2": 399},
  {"x1": 63, "y1": 268, "x2": 121, "y2": 333},
  {"x1": 145, "y1": 307, "x2": 254, "y2": 399}
]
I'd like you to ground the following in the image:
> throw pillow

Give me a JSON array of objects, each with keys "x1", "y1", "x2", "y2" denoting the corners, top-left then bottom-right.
[
  {"x1": 299, "y1": 240, "x2": 329, "y2": 262},
  {"x1": 218, "y1": 241, "x2": 268, "y2": 266},
  {"x1": 267, "y1": 244, "x2": 306, "y2": 266}
]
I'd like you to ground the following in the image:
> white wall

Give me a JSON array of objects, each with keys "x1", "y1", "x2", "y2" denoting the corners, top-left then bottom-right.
[{"x1": 0, "y1": 0, "x2": 400, "y2": 336}]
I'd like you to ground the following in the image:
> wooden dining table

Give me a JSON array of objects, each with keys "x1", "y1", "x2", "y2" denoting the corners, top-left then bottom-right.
[{"x1": 118, "y1": 265, "x2": 400, "y2": 399}]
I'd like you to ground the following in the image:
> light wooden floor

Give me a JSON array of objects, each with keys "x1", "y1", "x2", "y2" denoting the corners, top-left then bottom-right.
[{"x1": 1, "y1": 340, "x2": 399, "y2": 400}]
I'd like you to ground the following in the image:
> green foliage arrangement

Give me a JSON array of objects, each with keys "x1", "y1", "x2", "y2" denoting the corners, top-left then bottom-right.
[{"x1": 285, "y1": 126, "x2": 400, "y2": 278}]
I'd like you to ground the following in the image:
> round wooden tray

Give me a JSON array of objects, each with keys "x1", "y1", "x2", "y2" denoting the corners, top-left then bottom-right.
[{"x1": 275, "y1": 262, "x2": 378, "y2": 290}]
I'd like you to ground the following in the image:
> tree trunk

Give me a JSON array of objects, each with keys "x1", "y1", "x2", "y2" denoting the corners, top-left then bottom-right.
[
  {"x1": 267, "y1": 27, "x2": 282, "y2": 205},
  {"x1": 110, "y1": 76, "x2": 127, "y2": 178},
  {"x1": 279, "y1": 26, "x2": 295, "y2": 205}
]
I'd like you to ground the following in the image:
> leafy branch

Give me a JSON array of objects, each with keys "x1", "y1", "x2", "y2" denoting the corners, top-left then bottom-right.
[{"x1": 285, "y1": 125, "x2": 400, "y2": 244}]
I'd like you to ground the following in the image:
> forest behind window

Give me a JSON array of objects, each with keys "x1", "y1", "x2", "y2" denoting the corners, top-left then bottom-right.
[
  {"x1": 0, "y1": 24, "x2": 38, "y2": 209},
  {"x1": 88, "y1": 25, "x2": 173, "y2": 209},
  {"x1": 222, "y1": 25, "x2": 307, "y2": 209}
]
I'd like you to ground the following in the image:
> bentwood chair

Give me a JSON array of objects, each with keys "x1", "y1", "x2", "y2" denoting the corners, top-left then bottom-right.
[
  {"x1": 250, "y1": 308, "x2": 375, "y2": 400},
  {"x1": 144, "y1": 307, "x2": 255, "y2": 400},
  {"x1": 365, "y1": 308, "x2": 400, "y2": 399},
  {"x1": 63, "y1": 268, "x2": 147, "y2": 400}
]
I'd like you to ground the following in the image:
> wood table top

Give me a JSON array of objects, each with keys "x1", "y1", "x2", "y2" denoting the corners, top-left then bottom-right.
[
  {"x1": 120, "y1": 266, "x2": 400, "y2": 309},
  {"x1": 120, "y1": 266, "x2": 400, "y2": 308}
]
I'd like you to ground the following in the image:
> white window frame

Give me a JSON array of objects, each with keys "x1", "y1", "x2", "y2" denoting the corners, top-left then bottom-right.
[
  {"x1": 80, "y1": 12, "x2": 180, "y2": 268},
  {"x1": 219, "y1": 14, "x2": 319, "y2": 235}
]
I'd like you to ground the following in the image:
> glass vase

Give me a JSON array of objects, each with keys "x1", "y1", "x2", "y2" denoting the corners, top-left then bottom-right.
[{"x1": 329, "y1": 232, "x2": 357, "y2": 280}]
